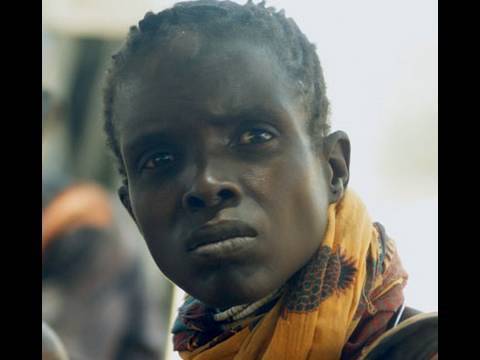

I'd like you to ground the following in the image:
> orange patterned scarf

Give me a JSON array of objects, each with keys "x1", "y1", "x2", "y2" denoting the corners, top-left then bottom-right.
[{"x1": 173, "y1": 190, "x2": 408, "y2": 359}]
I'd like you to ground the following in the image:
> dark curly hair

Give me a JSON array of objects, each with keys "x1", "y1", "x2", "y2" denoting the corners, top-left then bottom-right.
[{"x1": 104, "y1": 0, "x2": 330, "y2": 180}]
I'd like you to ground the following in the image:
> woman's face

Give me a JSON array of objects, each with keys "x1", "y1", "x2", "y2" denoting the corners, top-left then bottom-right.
[{"x1": 114, "y1": 40, "x2": 334, "y2": 308}]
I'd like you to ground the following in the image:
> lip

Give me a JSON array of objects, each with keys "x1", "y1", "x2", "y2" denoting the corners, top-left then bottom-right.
[{"x1": 186, "y1": 220, "x2": 258, "y2": 255}]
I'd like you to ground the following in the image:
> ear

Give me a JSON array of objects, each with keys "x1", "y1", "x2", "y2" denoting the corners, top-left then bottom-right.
[
  {"x1": 322, "y1": 130, "x2": 351, "y2": 203},
  {"x1": 118, "y1": 185, "x2": 136, "y2": 223}
]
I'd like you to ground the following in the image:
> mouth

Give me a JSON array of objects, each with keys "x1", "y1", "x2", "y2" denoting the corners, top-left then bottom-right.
[{"x1": 186, "y1": 221, "x2": 258, "y2": 255}]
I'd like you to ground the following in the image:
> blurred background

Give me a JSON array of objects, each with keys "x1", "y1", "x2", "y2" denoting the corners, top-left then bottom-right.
[{"x1": 42, "y1": 0, "x2": 437, "y2": 359}]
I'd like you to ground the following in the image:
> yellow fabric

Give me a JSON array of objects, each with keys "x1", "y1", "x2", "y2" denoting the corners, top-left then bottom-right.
[{"x1": 179, "y1": 190, "x2": 405, "y2": 360}]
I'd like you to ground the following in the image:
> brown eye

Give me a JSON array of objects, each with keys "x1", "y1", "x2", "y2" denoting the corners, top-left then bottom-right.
[
  {"x1": 142, "y1": 152, "x2": 175, "y2": 170},
  {"x1": 238, "y1": 129, "x2": 274, "y2": 145}
]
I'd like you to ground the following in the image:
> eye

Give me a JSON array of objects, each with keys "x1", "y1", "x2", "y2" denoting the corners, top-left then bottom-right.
[
  {"x1": 141, "y1": 152, "x2": 175, "y2": 170},
  {"x1": 238, "y1": 128, "x2": 275, "y2": 145}
]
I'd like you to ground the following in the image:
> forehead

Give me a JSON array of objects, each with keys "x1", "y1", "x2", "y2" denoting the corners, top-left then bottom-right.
[{"x1": 113, "y1": 39, "x2": 303, "y2": 143}]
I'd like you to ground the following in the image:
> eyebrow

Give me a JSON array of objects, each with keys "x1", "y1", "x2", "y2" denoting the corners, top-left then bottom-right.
[
  {"x1": 206, "y1": 107, "x2": 285, "y2": 126},
  {"x1": 124, "y1": 130, "x2": 177, "y2": 157}
]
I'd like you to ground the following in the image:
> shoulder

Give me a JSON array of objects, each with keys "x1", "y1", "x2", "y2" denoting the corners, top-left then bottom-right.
[{"x1": 360, "y1": 310, "x2": 438, "y2": 360}]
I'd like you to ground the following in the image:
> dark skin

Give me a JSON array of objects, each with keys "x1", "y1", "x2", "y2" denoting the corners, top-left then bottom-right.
[{"x1": 114, "y1": 37, "x2": 350, "y2": 308}]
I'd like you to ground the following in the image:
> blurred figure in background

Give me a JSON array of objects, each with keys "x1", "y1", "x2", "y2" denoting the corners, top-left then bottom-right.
[{"x1": 42, "y1": 89, "x2": 168, "y2": 359}]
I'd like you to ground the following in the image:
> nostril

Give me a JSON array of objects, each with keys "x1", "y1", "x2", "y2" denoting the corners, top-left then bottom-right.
[
  {"x1": 218, "y1": 189, "x2": 235, "y2": 201},
  {"x1": 187, "y1": 196, "x2": 205, "y2": 209},
  {"x1": 184, "y1": 187, "x2": 239, "y2": 212}
]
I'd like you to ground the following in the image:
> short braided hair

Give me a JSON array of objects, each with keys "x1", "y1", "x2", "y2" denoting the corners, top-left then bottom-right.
[{"x1": 104, "y1": 0, "x2": 330, "y2": 180}]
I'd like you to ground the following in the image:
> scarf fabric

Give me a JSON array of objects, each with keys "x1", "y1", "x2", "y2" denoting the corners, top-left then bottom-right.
[{"x1": 172, "y1": 190, "x2": 408, "y2": 359}]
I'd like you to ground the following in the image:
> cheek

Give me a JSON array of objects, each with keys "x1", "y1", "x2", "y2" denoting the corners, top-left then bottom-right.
[
  {"x1": 290, "y1": 157, "x2": 330, "y2": 234},
  {"x1": 130, "y1": 186, "x2": 187, "y2": 278},
  {"x1": 241, "y1": 151, "x2": 329, "y2": 247},
  {"x1": 242, "y1": 148, "x2": 328, "y2": 210},
  {"x1": 130, "y1": 184, "x2": 182, "y2": 244}
]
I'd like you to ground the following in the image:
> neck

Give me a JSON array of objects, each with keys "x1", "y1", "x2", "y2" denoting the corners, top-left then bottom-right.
[{"x1": 213, "y1": 287, "x2": 284, "y2": 322}]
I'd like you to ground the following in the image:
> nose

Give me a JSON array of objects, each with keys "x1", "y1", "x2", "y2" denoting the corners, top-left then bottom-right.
[{"x1": 182, "y1": 174, "x2": 242, "y2": 213}]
